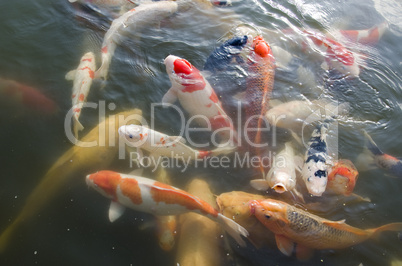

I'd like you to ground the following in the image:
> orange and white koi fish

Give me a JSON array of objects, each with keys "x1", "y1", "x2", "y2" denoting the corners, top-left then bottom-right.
[
  {"x1": 362, "y1": 131, "x2": 402, "y2": 178},
  {"x1": 69, "y1": 0, "x2": 133, "y2": 7},
  {"x1": 95, "y1": 2, "x2": 178, "y2": 79},
  {"x1": 162, "y1": 55, "x2": 238, "y2": 145},
  {"x1": 302, "y1": 29, "x2": 361, "y2": 77},
  {"x1": 327, "y1": 159, "x2": 358, "y2": 196},
  {"x1": 250, "y1": 142, "x2": 296, "y2": 193},
  {"x1": 86, "y1": 170, "x2": 249, "y2": 246},
  {"x1": 119, "y1": 125, "x2": 234, "y2": 164},
  {"x1": 0, "y1": 78, "x2": 58, "y2": 115},
  {"x1": 250, "y1": 199, "x2": 402, "y2": 260},
  {"x1": 338, "y1": 21, "x2": 388, "y2": 45},
  {"x1": 65, "y1": 52, "x2": 96, "y2": 139}
]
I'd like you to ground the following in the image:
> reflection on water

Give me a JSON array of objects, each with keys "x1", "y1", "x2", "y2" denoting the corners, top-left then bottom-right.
[{"x1": 1, "y1": 0, "x2": 402, "y2": 265}]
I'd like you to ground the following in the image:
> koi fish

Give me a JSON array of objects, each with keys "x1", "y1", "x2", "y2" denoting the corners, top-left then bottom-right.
[
  {"x1": 0, "y1": 78, "x2": 58, "y2": 115},
  {"x1": 203, "y1": 35, "x2": 248, "y2": 72},
  {"x1": 210, "y1": 0, "x2": 232, "y2": 7},
  {"x1": 176, "y1": 179, "x2": 221, "y2": 265},
  {"x1": 162, "y1": 55, "x2": 238, "y2": 145},
  {"x1": 301, "y1": 122, "x2": 331, "y2": 196},
  {"x1": 250, "y1": 199, "x2": 402, "y2": 260},
  {"x1": 0, "y1": 109, "x2": 143, "y2": 253},
  {"x1": 338, "y1": 21, "x2": 388, "y2": 45},
  {"x1": 250, "y1": 142, "x2": 296, "y2": 193},
  {"x1": 118, "y1": 125, "x2": 234, "y2": 163},
  {"x1": 86, "y1": 170, "x2": 249, "y2": 246},
  {"x1": 69, "y1": 0, "x2": 133, "y2": 6},
  {"x1": 244, "y1": 35, "x2": 275, "y2": 150},
  {"x1": 302, "y1": 29, "x2": 360, "y2": 77},
  {"x1": 362, "y1": 131, "x2": 402, "y2": 177},
  {"x1": 65, "y1": 52, "x2": 96, "y2": 139},
  {"x1": 95, "y1": 2, "x2": 178, "y2": 79},
  {"x1": 327, "y1": 159, "x2": 359, "y2": 196}
]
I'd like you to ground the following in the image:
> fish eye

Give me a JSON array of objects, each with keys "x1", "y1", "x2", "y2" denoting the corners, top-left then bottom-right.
[
  {"x1": 265, "y1": 214, "x2": 271, "y2": 219},
  {"x1": 129, "y1": 134, "x2": 133, "y2": 139}
]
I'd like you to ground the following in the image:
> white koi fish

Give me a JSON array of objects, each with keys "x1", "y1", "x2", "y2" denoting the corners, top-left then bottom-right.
[
  {"x1": 302, "y1": 122, "x2": 332, "y2": 196},
  {"x1": 95, "y1": 2, "x2": 178, "y2": 80},
  {"x1": 65, "y1": 52, "x2": 96, "y2": 139},
  {"x1": 119, "y1": 124, "x2": 234, "y2": 163},
  {"x1": 86, "y1": 170, "x2": 249, "y2": 246},
  {"x1": 250, "y1": 142, "x2": 296, "y2": 193},
  {"x1": 162, "y1": 55, "x2": 238, "y2": 145}
]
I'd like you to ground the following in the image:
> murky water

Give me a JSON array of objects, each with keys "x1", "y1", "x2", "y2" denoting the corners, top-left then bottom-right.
[{"x1": 1, "y1": 0, "x2": 402, "y2": 265}]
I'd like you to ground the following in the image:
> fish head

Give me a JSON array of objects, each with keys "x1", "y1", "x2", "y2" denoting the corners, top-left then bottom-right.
[
  {"x1": 86, "y1": 170, "x2": 122, "y2": 200},
  {"x1": 164, "y1": 55, "x2": 205, "y2": 91},
  {"x1": 327, "y1": 159, "x2": 358, "y2": 196},
  {"x1": 249, "y1": 199, "x2": 288, "y2": 232},
  {"x1": 268, "y1": 171, "x2": 294, "y2": 193},
  {"x1": 118, "y1": 125, "x2": 148, "y2": 146}
]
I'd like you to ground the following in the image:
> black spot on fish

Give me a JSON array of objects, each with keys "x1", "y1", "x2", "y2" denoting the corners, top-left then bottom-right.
[
  {"x1": 306, "y1": 154, "x2": 326, "y2": 163},
  {"x1": 314, "y1": 170, "x2": 327, "y2": 178}
]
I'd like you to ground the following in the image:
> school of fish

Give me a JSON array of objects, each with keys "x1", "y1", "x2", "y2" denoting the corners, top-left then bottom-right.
[{"x1": 1, "y1": 1, "x2": 401, "y2": 265}]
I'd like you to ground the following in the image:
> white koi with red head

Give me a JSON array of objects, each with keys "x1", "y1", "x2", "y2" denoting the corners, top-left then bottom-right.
[
  {"x1": 95, "y1": 2, "x2": 178, "y2": 80},
  {"x1": 162, "y1": 55, "x2": 238, "y2": 145},
  {"x1": 86, "y1": 170, "x2": 249, "y2": 246},
  {"x1": 65, "y1": 52, "x2": 96, "y2": 139}
]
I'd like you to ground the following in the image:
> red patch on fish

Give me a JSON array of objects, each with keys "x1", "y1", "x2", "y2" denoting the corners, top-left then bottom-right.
[
  {"x1": 210, "y1": 115, "x2": 231, "y2": 131},
  {"x1": 79, "y1": 93, "x2": 85, "y2": 102},
  {"x1": 82, "y1": 58, "x2": 92, "y2": 62},
  {"x1": 120, "y1": 178, "x2": 142, "y2": 204},
  {"x1": 101, "y1": 46, "x2": 108, "y2": 54},
  {"x1": 89, "y1": 171, "x2": 122, "y2": 199},
  {"x1": 150, "y1": 182, "x2": 218, "y2": 217},
  {"x1": 73, "y1": 108, "x2": 81, "y2": 113},
  {"x1": 173, "y1": 59, "x2": 206, "y2": 93},
  {"x1": 209, "y1": 91, "x2": 219, "y2": 103},
  {"x1": 198, "y1": 150, "x2": 212, "y2": 159},
  {"x1": 174, "y1": 59, "x2": 193, "y2": 75}
]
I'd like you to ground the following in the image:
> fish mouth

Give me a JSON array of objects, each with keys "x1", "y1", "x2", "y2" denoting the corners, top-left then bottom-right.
[{"x1": 272, "y1": 183, "x2": 287, "y2": 193}]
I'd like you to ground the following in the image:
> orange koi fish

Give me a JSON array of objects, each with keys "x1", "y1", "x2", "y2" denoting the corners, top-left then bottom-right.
[
  {"x1": 86, "y1": 170, "x2": 249, "y2": 246},
  {"x1": 327, "y1": 159, "x2": 358, "y2": 196},
  {"x1": 0, "y1": 78, "x2": 58, "y2": 115},
  {"x1": 250, "y1": 199, "x2": 402, "y2": 260},
  {"x1": 339, "y1": 21, "x2": 388, "y2": 45}
]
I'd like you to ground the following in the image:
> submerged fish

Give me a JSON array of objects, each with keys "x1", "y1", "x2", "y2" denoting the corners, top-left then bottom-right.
[
  {"x1": 250, "y1": 142, "x2": 296, "y2": 193},
  {"x1": 65, "y1": 52, "x2": 96, "y2": 139},
  {"x1": 0, "y1": 109, "x2": 143, "y2": 253},
  {"x1": 363, "y1": 131, "x2": 402, "y2": 177},
  {"x1": 118, "y1": 124, "x2": 234, "y2": 163},
  {"x1": 338, "y1": 21, "x2": 388, "y2": 45},
  {"x1": 0, "y1": 78, "x2": 58, "y2": 115},
  {"x1": 327, "y1": 159, "x2": 359, "y2": 196},
  {"x1": 250, "y1": 199, "x2": 402, "y2": 260},
  {"x1": 86, "y1": 170, "x2": 249, "y2": 246},
  {"x1": 95, "y1": 2, "x2": 178, "y2": 79},
  {"x1": 176, "y1": 179, "x2": 221, "y2": 265},
  {"x1": 301, "y1": 122, "x2": 331, "y2": 196},
  {"x1": 244, "y1": 35, "x2": 275, "y2": 149},
  {"x1": 162, "y1": 55, "x2": 238, "y2": 145}
]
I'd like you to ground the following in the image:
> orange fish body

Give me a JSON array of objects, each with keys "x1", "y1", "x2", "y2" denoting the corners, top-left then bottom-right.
[
  {"x1": 250, "y1": 199, "x2": 402, "y2": 257},
  {"x1": 327, "y1": 159, "x2": 359, "y2": 196},
  {"x1": 244, "y1": 36, "x2": 275, "y2": 148},
  {"x1": 86, "y1": 170, "x2": 248, "y2": 246}
]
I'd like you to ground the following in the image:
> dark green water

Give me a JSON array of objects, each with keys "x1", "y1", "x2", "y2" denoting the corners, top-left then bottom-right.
[{"x1": 1, "y1": 0, "x2": 402, "y2": 265}]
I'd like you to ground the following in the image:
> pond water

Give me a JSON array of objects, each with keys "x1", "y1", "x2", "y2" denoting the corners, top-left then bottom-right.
[{"x1": 1, "y1": 0, "x2": 402, "y2": 265}]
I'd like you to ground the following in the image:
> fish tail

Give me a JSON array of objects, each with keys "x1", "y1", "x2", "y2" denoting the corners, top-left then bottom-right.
[
  {"x1": 95, "y1": 42, "x2": 115, "y2": 81},
  {"x1": 73, "y1": 116, "x2": 84, "y2": 140},
  {"x1": 216, "y1": 213, "x2": 249, "y2": 247},
  {"x1": 368, "y1": 223, "x2": 402, "y2": 239},
  {"x1": 363, "y1": 130, "x2": 383, "y2": 156}
]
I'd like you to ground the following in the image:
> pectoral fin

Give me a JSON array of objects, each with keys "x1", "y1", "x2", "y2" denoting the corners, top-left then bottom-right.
[
  {"x1": 161, "y1": 88, "x2": 178, "y2": 105},
  {"x1": 65, "y1": 70, "x2": 76, "y2": 80},
  {"x1": 109, "y1": 201, "x2": 126, "y2": 222},
  {"x1": 250, "y1": 179, "x2": 270, "y2": 191},
  {"x1": 275, "y1": 234, "x2": 294, "y2": 256},
  {"x1": 167, "y1": 136, "x2": 186, "y2": 144}
]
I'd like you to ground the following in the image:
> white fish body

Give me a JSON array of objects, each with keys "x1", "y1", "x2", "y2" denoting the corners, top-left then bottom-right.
[
  {"x1": 250, "y1": 142, "x2": 296, "y2": 193},
  {"x1": 162, "y1": 55, "x2": 238, "y2": 145},
  {"x1": 65, "y1": 52, "x2": 96, "y2": 139},
  {"x1": 95, "y1": 2, "x2": 178, "y2": 79},
  {"x1": 118, "y1": 125, "x2": 213, "y2": 160},
  {"x1": 301, "y1": 123, "x2": 331, "y2": 196}
]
